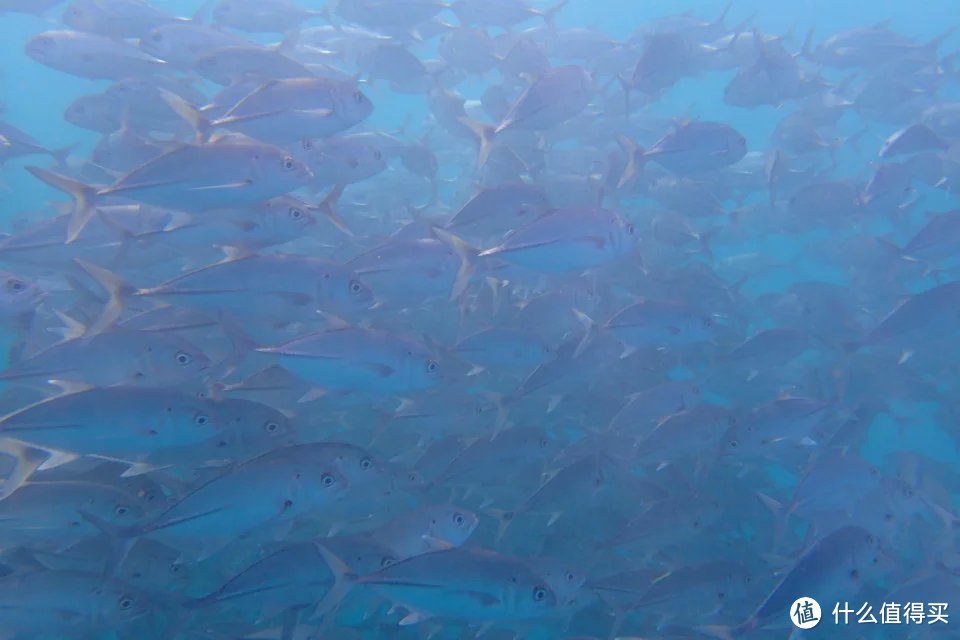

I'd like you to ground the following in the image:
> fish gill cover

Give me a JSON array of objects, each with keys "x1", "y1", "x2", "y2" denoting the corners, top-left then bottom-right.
[{"x1": 0, "y1": 0, "x2": 957, "y2": 639}]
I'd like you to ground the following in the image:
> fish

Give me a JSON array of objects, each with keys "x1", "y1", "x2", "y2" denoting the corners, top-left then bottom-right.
[
  {"x1": 194, "y1": 45, "x2": 315, "y2": 85},
  {"x1": 474, "y1": 206, "x2": 638, "y2": 273},
  {"x1": 0, "y1": 2, "x2": 957, "y2": 639},
  {"x1": 879, "y1": 123, "x2": 949, "y2": 157},
  {"x1": 0, "y1": 323, "x2": 211, "y2": 388},
  {"x1": 0, "y1": 480, "x2": 149, "y2": 548},
  {"x1": 170, "y1": 77, "x2": 374, "y2": 145},
  {"x1": 138, "y1": 21, "x2": 253, "y2": 68},
  {"x1": 83, "y1": 444, "x2": 349, "y2": 557},
  {"x1": 0, "y1": 387, "x2": 230, "y2": 482},
  {"x1": 256, "y1": 323, "x2": 444, "y2": 394},
  {"x1": 76, "y1": 252, "x2": 375, "y2": 337},
  {"x1": 212, "y1": 0, "x2": 323, "y2": 34},
  {"x1": 702, "y1": 526, "x2": 882, "y2": 638},
  {"x1": 618, "y1": 120, "x2": 748, "y2": 185},
  {"x1": 316, "y1": 546, "x2": 559, "y2": 625},
  {"x1": 0, "y1": 570, "x2": 154, "y2": 637},
  {"x1": 28, "y1": 139, "x2": 311, "y2": 242},
  {"x1": 62, "y1": 0, "x2": 183, "y2": 39},
  {"x1": 461, "y1": 65, "x2": 593, "y2": 166},
  {"x1": 25, "y1": 29, "x2": 168, "y2": 80}
]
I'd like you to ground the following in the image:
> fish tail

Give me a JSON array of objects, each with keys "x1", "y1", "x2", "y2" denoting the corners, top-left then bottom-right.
[
  {"x1": 874, "y1": 235, "x2": 905, "y2": 260},
  {"x1": 713, "y1": 0, "x2": 733, "y2": 28},
  {"x1": 47, "y1": 143, "x2": 76, "y2": 168},
  {"x1": 696, "y1": 624, "x2": 738, "y2": 640},
  {"x1": 0, "y1": 440, "x2": 50, "y2": 499},
  {"x1": 800, "y1": 28, "x2": 816, "y2": 60},
  {"x1": 615, "y1": 135, "x2": 646, "y2": 188},
  {"x1": 925, "y1": 26, "x2": 956, "y2": 51},
  {"x1": 190, "y1": 0, "x2": 216, "y2": 22},
  {"x1": 73, "y1": 259, "x2": 136, "y2": 338},
  {"x1": 540, "y1": 0, "x2": 568, "y2": 25},
  {"x1": 430, "y1": 226, "x2": 478, "y2": 301},
  {"x1": 458, "y1": 117, "x2": 497, "y2": 169},
  {"x1": 316, "y1": 184, "x2": 354, "y2": 236},
  {"x1": 159, "y1": 89, "x2": 212, "y2": 144},
  {"x1": 306, "y1": 540, "x2": 359, "y2": 623},
  {"x1": 571, "y1": 308, "x2": 600, "y2": 358},
  {"x1": 77, "y1": 508, "x2": 140, "y2": 578},
  {"x1": 26, "y1": 166, "x2": 98, "y2": 243},
  {"x1": 755, "y1": 491, "x2": 792, "y2": 548},
  {"x1": 213, "y1": 312, "x2": 260, "y2": 380}
]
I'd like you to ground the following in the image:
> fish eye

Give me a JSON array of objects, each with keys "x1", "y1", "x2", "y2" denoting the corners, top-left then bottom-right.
[
  {"x1": 282, "y1": 156, "x2": 296, "y2": 171},
  {"x1": 453, "y1": 512, "x2": 465, "y2": 526},
  {"x1": 718, "y1": 591, "x2": 726, "y2": 599},
  {"x1": 744, "y1": 575, "x2": 752, "y2": 584},
  {"x1": 349, "y1": 280, "x2": 364, "y2": 294},
  {"x1": 320, "y1": 472, "x2": 336, "y2": 487},
  {"x1": 380, "y1": 556, "x2": 395, "y2": 567},
  {"x1": 6, "y1": 278, "x2": 25, "y2": 292},
  {"x1": 193, "y1": 413, "x2": 210, "y2": 426},
  {"x1": 114, "y1": 505, "x2": 130, "y2": 516},
  {"x1": 353, "y1": 90, "x2": 365, "y2": 103},
  {"x1": 538, "y1": 438, "x2": 549, "y2": 448},
  {"x1": 566, "y1": 572, "x2": 575, "y2": 582},
  {"x1": 169, "y1": 564, "x2": 182, "y2": 574},
  {"x1": 359, "y1": 456, "x2": 372, "y2": 470},
  {"x1": 865, "y1": 534, "x2": 875, "y2": 544},
  {"x1": 532, "y1": 586, "x2": 548, "y2": 602},
  {"x1": 117, "y1": 596, "x2": 134, "y2": 610},
  {"x1": 174, "y1": 351, "x2": 192, "y2": 365},
  {"x1": 374, "y1": 149, "x2": 382, "y2": 161},
  {"x1": 627, "y1": 223, "x2": 635, "y2": 235},
  {"x1": 425, "y1": 359, "x2": 439, "y2": 373},
  {"x1": 264, "y1": 421, "x2": 279, "y2": 433},
  {"x1": 702, "y1": 316, "x2": 713, "y2": 329},
  {"x1": 729, "y1": 440, "x2": 738, "y2": 448},
  {"x1": 301, "y1": 139, "x2": 313, "y2": 151},
  {"x1": 289, "y1": 207, "x2": 304, "y2": 219}
]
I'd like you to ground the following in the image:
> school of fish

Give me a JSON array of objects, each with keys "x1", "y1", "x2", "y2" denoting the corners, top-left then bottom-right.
[{"x1": 0, "y1": 0, "x2": 958, "y2": 639}]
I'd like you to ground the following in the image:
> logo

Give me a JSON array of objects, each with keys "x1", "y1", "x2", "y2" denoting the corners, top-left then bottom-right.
[{"x1": 791, "y1": 597, "x2": 822, "y2": 629}]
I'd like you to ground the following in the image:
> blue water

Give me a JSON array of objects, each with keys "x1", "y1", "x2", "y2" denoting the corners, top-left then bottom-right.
[{"x1": 0, "y1": 1, "x2": 959, "y2": 639}]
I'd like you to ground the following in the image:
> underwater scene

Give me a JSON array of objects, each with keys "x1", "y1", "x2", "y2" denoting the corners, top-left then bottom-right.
[{"x1": 0, "y1": 0, "x2": 959, "y2": 638}]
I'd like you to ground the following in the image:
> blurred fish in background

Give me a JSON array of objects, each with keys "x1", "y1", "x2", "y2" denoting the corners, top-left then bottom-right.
[{"x1": 0, "y1": 0, "x2": 957, "y2": 639}]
